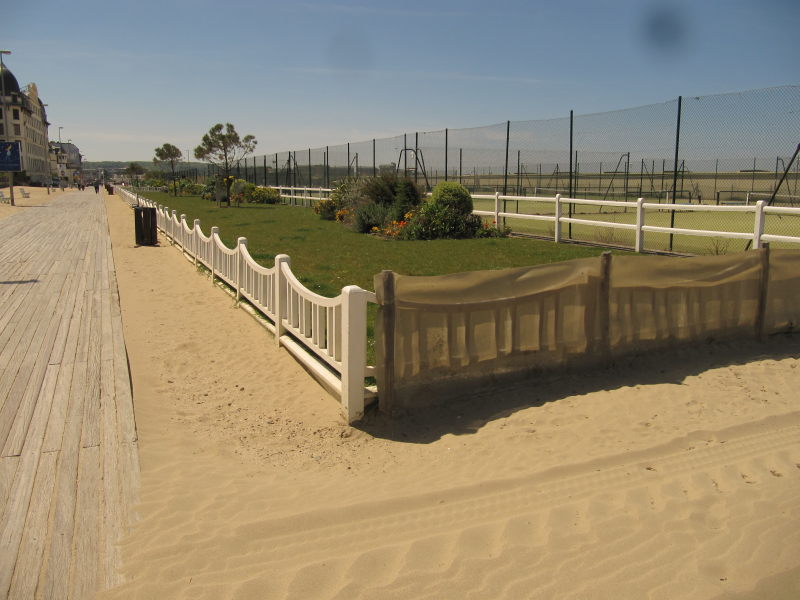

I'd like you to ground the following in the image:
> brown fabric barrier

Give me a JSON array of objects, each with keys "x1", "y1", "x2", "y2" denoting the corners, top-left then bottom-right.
[{"x1": 374, "y1": 249, "x2": 800, "y2": 412}]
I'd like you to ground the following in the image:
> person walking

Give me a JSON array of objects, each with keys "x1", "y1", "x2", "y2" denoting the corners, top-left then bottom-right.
[{"x1": 93, "y1": 181, "x2": 100, "y2": 194}]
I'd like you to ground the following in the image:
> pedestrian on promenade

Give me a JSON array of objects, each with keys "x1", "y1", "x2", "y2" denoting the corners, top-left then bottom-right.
[{"x1": 93, "y1": 182, "x2": 100, "y2": 194}]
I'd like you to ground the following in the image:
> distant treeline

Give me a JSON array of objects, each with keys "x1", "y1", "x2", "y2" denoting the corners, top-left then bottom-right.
[{"x1": 83, "y1": 161, "x2": 206, "y2": 171}]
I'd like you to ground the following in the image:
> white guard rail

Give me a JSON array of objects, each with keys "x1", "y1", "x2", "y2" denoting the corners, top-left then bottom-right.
[
  {"x1": 473, "y1": 192, "x2": 800, "y2": 251},
  {"x1": 118, "y1": 187, "x2": 375, "y2": 422}
]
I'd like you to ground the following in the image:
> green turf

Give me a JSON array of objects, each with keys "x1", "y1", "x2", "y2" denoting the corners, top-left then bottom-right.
[{"x1": 142, "y1": 192, "x2": 619, "y2": 297}]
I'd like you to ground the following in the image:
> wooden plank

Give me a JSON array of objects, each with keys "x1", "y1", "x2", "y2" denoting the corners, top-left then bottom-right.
[
  {"x1": 41, "y1": 362, "x2": 75, "y2": 454},
  {"x1": 15, "y1": 365, "x2": 60, "y2": 456},
  {"x1": 0, "y1": 450, "x2": 42, "y2": 596},
  {"x1": 6, "y1": 451, "x2": 57, "y2": 599},
  {"x1": 0, "y1": 456, "x2": 19, "y2": 514},
  {"x1": 0, "y1": 272, "x2": 69, "y2": 451},
  {"x1": 2, "y1": 292, "x2": 70, "y2": 456},
  {"x1": 47, "y1": 262, "x2": 87, "y2": 367},
  {"x1": 38, "y1": 366, "x2": 84, "y2": 600},
  {"x1": 68, "y1": 444, "x2": 101, "y2": 599},
  {"x1": 111, "y1": 314, "x2": 137, "y2": 444},
  {"x1": 101, "y1": 358, "x2": 123, "y2": 589},
  {"x1": 81, "y1": 288, "x2": 102, "y2": 449}
]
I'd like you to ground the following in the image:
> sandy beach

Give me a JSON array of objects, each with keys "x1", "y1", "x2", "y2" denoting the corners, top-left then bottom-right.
[{"x1": 91, "y1": 192, "x2": 800, "y2": 599}]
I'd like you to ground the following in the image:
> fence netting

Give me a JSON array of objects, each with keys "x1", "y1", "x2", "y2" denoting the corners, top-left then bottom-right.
[{"x1": 232, "y1": 85, "x2": 799, "y2": 247}]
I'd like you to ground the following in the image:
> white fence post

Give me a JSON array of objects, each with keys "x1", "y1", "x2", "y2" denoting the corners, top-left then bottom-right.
[
  {"x1": 554, "y1": 194, "x2": 562, "y2": 243},
  {"x1": 341, "y1": 285, "x2": 368, "y2": 422},
  {"x1": 210, "y1": 226, "x2": 219, "y2": 284},
  {"x1": 274, "y1": 254, "x2": 291, "y2": 347},
  {"x1": 171, "y1": 210, "x2": 177, "y2": 242},
  {"x1": 236, "y1": 237, "x2": 247, "y2": 302},
  {"x1": 753, "y1": 200, "x2": 765, "y2": 249},
  {"x1": 494, "y1": 191, "x2": 501, "y2": 228},
  {"x1": 635, "y1": 198, "x2": 645, "y2": 252},
  {"x1": 180, "y1": 214, "x2": 186, "y2": 249},
  {"x1": 193, "y1": 219, "x2": 200, "y2": 267}
]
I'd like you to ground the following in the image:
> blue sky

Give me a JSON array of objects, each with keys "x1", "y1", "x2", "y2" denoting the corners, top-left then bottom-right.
[{"x1": 2, "y1": 0, "x2": 798, "y2": 162}]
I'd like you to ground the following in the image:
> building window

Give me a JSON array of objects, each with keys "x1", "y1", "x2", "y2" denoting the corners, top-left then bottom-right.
[
  {"x1": 12, "y1": 109, "x2": 20, "y2": 120},
  {"x1": 14, "y1": 124, "x2": 21, "y2": 136},
  {"x1": 0, "y1": 123, "x2": 3, "y2": 136}
]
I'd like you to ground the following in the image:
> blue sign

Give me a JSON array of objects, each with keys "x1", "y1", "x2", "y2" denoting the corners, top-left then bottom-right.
[{"x1": 0, "y1": 141, "x2": 22, "y2": 172}]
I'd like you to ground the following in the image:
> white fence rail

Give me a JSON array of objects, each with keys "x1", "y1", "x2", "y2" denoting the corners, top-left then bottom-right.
[
  {"x1": 274, "y1": 186, "x2": 332, "y2": 207},
  {"x1": 472, "y1": 192, "x2": 800, "y2": 251},
  {"x1": 118, "y1": 187, "x2": 375, "y2": 422}
]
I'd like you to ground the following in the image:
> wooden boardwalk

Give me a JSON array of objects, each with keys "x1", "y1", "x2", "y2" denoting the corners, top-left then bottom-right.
[{"x1": 0, "y1": 192, "x2": 139, "y2": 598}]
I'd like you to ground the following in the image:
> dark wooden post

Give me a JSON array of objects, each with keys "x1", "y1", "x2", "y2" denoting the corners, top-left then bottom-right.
[
  {"x1": 375, "y1": 270, "x2": 396, "y2": 413},
  {"x1": 755, "y1": 243, "x2": 771, "y2": 340}
]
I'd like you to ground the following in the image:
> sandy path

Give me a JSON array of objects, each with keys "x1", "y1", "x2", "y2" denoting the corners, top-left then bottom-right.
[{"x1": 99, "y1": 194, "x2": 800, "y2": 599}]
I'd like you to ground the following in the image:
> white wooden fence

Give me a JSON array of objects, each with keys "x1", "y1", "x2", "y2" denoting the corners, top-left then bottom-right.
[
  {"x1": 472, "y1": 193, "x2": 800, "y2": 251},
  {"x1": 117, "y1": 187, "x2": 376, "y2": 422}
]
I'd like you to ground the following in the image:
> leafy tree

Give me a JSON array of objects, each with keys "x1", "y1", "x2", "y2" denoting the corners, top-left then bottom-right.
[
  {"x1": 193, "y1": 123, "x2": 257, "y2": 207},
  {"x1": 153, "y1": 143, "x2": 183, "y2": 196},
  {"x1": 124, "y1": 162, "x2": 145, "y2": 183}
]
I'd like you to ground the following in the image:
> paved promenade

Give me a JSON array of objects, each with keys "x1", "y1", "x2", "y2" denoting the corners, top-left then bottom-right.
[{"x1": 0, "y1": 191, "x2": 139, "y2": 598}]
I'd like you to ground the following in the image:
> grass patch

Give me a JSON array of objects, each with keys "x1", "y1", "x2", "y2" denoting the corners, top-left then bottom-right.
[{"x1": 142, "y1": 191, "x2": 618, "y2": 295}]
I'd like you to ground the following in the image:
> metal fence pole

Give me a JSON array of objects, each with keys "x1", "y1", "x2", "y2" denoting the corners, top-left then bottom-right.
[
  {"x1": 444, "y1": 128, "x2": 448, "y2": 182},
  {"x1": 568, "y1": 110, "x2": 573, "y2": 198},
  {"x1": 414, "y1": 132, "x2": 419, "y2": 184},
  {"x1": 347, "y1": 143, "x2": 351, "y2": 177},
  {"x1": 503, "y1": 120, "x2": 510, "y2": 196},
  {"x1": 373, "y1": 139, "x2": 376, "y2": 177},
  {"x1": 669, "y1": 96, "x2": 682, "y2": 251}
]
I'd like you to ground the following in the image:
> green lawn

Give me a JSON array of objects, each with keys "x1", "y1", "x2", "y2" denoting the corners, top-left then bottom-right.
[{"x1": 140, "y1": 191, "x2": 620, "y2": 297}]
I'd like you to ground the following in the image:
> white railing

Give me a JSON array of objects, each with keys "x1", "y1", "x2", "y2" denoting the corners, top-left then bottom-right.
[
  {"x1": 472, "y1": 192, "x2": 800, "y2": 251},
  {"x1": 273, "y1": 186, "x2": 332, "y2": 207},
  {"x1": 118, "y1": 187, "x2": 375, "y2": 422}
]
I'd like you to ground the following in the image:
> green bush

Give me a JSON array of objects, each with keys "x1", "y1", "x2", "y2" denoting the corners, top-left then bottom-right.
[
  {"x1": 251, "y1": 186, "x2": 281, "y2": 204},
  {"x1": 354, "y1": 203, "x2": 389, "y2": 233},
  {"x1": 182, "y1": 183, "x2": 205, "y2": 196},
  {"x1": 230, "y1": 179, "x2": 256, "y2": 203},
  {"x1": 361, "y1": 172, "x2": 398, "y2": 206},
  {"x1": 401, "y1": 202, "x2": 481, "y2": 240},
  {"x1": 314, "y1": 197, "x2": 337, "y2": 220},
  {"x1": 390, "y1": 177, "x2": 423, "y2": 221},
  {"x1": 429, "y1": 181, "x2": 473, "y2": 215}
]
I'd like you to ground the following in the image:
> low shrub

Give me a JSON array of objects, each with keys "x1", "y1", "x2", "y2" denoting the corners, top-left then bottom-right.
[
  {"x1": 401, "y1": 202, "x2": 482, "y2": 240},
  {"x1": 429, "y1": 181, "x2": 473, "y2": 215},
  {"x1": 230, "y1": 179, "x2": 256, "y2": 205},
  {"x1": 251, "y1": 186, "x2": 281, "y2": 204},
  {"x1": 354, "y1": 203, "x2": 389, "y2": 233},
  {"x1": 314, "y1": 197, "x2": 337, "y2": 220}
]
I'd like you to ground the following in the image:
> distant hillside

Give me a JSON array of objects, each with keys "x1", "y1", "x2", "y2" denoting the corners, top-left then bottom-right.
[{"x1": 83, "y1": 161, "x2": 206, "y2": 171}]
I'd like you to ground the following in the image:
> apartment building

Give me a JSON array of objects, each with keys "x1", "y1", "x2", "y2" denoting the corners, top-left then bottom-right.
[{"x1": 0, "y1": 62, "x2": 51, "y2": 184}]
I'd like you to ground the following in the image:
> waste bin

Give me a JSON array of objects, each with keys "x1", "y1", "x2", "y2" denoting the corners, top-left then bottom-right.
[{"x1": 134, "y1": 206, "x2": 158, "y2": 246}]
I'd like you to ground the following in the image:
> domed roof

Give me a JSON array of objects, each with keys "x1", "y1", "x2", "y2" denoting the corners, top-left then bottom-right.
[{"x1": 0, "y1": 63, "x2": 21, "y2": 95}]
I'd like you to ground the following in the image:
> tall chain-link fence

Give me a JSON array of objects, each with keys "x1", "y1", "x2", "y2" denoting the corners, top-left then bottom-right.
[{"x1": 226, "y1": 85, "x2": 799, "y2": 253}]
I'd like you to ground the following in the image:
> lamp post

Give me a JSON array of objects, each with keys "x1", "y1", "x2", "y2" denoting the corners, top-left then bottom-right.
[{"x1": 1, "y1": 50, "x2": 14, "y2": 206}]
